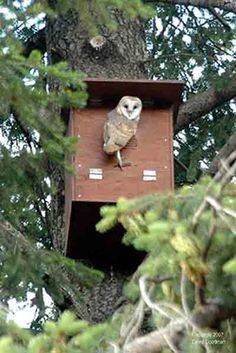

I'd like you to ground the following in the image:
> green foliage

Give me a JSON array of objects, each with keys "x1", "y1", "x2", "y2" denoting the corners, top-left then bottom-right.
[
  {"x1": 0, "y1": 214, "x2": 103, "y2": 329},
  {"x1": 0, "y1": 310, "x2": 117, "y2": 353},
  {"x1": 0, "y1": 1, "x2": 101, "y2": 329},
  {"x1": 97, "y1": 176, "x2": 236, "y2": 303},
  {"x1": 223, "y1": 258, "x2": 236, "y2": 274},
  {"x1": 0, "y1": 0, "x2": 236, "y2": 352},
  {"x1": 146, "y1": 4, "x2": 236, "y2": 185},
  {"x1": 0, "y1": 5, "x2": 88, "y2": 248},
  {"x1": 53, "y1": 0, "x2": 154, "y2": 36},
  {"x1": 123, "y1": 281, "x2": 140, "y2": 302},
  {"x1": 96, "y1": 175, "x2": 236, "y2": 351},
  {"x1": 1, "y1": 175, "x2": 235, "y2": 352},
  {"x1": 0, "y1": 0, "x2": 155, "y2": 326}
]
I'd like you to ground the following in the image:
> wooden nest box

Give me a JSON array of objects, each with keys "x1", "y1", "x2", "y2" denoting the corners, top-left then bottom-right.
[{"x1": 65, "y1": 78, "x2": 183, "y2": 271}]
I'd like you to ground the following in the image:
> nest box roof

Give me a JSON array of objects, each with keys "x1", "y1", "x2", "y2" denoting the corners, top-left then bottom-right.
[{"x1": 85, "y1": 78, "x2": 184, "y2": 121}]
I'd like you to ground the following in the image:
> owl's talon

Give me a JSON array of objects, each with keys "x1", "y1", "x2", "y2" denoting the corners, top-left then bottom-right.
[
  {"x1": 114, "y1": 164, "x2": 123, "y2": 170},
  {"x1": 122, "y1": 161, "x2": 131, "y2": 167},
  {"x1": 114, "y1": 161, "x2": 131, "y2": 170}
]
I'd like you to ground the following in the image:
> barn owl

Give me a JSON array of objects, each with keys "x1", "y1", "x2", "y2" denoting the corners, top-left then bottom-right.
[{"x1": 103, "y1": 96, "x2": 142, "y2": 169}]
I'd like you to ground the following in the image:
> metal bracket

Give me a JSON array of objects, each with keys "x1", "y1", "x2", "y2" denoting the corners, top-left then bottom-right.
[
  {"x1": 89, "y1": 168, "x2": 103, "y2": 180},
  {"x1": 143, "y1": 170, "x2": 157, "y2": 181}
]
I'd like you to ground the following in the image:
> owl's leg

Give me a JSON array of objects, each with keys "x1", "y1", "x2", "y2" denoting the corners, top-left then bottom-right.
[
  {"x1": 115, "y1": 150, "x2": 131, "y2": 170},
  {"x1": 116, "y1": 150, "x2": 123, "y2": 169}
]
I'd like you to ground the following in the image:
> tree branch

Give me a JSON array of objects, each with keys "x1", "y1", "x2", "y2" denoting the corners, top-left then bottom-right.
[
  {"x1": 174, "y1": 76, "x2": 236, "y2": 133},
  {"x1": 144, "y1": 0, "x2": 236, "y2": 14},
  {"x1": 23, "y1": 27, "x2": 46, "y2": 57},
  {"x1": 208, "y1": 6, "x2": 232, "y2": 31},
  {"x1": 123, "y1": 303, "x2": 236, "y2": 353},
  {"x1": 122, "y1": 158, "x2": 236, "y2": 353},
  {"x1": 208, "y1": 131, "x2": 236, "y2": 175}
]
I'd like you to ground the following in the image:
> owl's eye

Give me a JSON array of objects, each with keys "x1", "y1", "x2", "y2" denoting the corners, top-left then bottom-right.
[
  {"x1": 133, "y1": 105, "x2": 137, "y2": 109},
  {"x1": 124, "y1": 104, "x2": 128, "y2": 109}
]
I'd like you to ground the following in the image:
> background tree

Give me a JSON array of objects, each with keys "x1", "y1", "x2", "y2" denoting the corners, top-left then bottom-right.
[{"x1": 0, "y1": 0, "x2": 235, "y2": 351}]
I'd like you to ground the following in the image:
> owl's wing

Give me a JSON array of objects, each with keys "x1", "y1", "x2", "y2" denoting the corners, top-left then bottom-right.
[
  {"x1": 103, "y1": 110, "x2": 137, "y2": 155},
  {"x1": 103, "y1": 122, "x2": 115, "y2": 153}
]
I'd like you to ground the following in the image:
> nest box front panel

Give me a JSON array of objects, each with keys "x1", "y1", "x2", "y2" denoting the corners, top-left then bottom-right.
[{"x1": 70, "y1": 106, "x2": 173, "y2": 203}]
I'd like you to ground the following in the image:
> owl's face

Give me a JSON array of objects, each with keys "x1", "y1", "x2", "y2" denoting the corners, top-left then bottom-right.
[{"x1": 117, "y1": 96, "x2": 142, "y2": 121}]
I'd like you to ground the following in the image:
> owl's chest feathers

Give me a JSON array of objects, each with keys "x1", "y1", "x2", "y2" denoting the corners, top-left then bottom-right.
[
  {"x1": 116, "y1": 120, "x2": 137, "y2": 137},
  {"x1": 110, "y1": 113, "x2": 138, "y2": 135},
  {"x1": 103, "y1": 113, "x2": 139, "y2": 154}
]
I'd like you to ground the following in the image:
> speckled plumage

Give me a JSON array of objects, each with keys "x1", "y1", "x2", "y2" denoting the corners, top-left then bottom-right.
[{"x1": 103, "y1": 112, "x2": 138, "y2": 154}]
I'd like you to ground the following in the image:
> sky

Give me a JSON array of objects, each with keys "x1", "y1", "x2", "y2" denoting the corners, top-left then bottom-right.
[
  {"x1": 8, "y1": 293, "x2": 39, "y2": 327},
  {"x1": 7, "y1": 291, "x2": 53, "y2": 327}
]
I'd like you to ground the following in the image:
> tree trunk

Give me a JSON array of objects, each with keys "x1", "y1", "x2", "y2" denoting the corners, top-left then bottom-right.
[
  {"x1": 47, "y1": 9, "x2": 147, "y2": 78},
  {"x1": 46, "y1": 9, "x2": 148, "y2": 323}
]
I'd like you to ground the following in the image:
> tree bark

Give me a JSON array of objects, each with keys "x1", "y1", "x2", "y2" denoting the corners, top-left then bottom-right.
[
  {"x1": 174, "y1": 75, "x2": 236, "y2": 134},
  {"x1": 123, "y1": 303, "x2": 236, "y2": 353},
  {"x1": 208, "y1": 131, "x2": 236, "y2": 175},
  {"x1": 45, "y1": 3, "x2": 235, "y2": 322},
  {"x1": 47, "y1": 9, "x2": 147, "y2": 78},
  {"x1": 46, "y1": 8, "x2": 148, "y2": 322}
]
